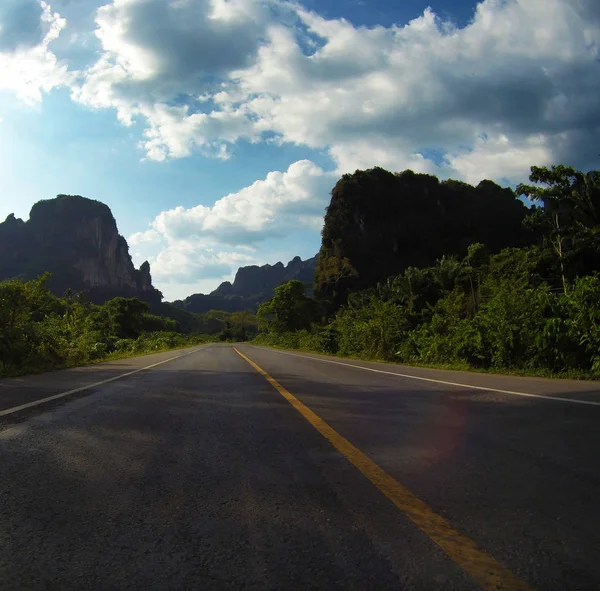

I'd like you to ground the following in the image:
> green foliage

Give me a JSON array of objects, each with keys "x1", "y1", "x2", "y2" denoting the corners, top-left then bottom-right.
[
  {"x1": 257, "y1": 280, "x2": 317, "y2": 334},
  {"x1": 0, "y1": 277, "x2": 209, "y2": 378},
  {"x1": 256, "y1": 166, "x2": 600, "y2": 379},
  {"x1": 334, "y1": 297, "x2": 408, "y2": 359},
  {"x1": 101, "y1": 297, "x2": 150, "y2": 338},
  {"x1": 517, "y1": 165, "x2": 600, "y2": 293},
  {"x1": 253, "y1": 325, "x2": 337, "y2": 354},
  {"x1": 225, "y1": 310, "x2": 259, "y2": 341},
  {"x1": 141, "y1": 312, "x2": 179, "y2": 333}
]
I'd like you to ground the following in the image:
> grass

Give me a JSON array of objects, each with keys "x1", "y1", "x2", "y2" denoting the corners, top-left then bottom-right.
[
  {"x1": 0, "y1": 337, "x2": 212, "y2": 380},
  {"x1": 251, "y1": 336, "x2": 600, "y2": 381}
]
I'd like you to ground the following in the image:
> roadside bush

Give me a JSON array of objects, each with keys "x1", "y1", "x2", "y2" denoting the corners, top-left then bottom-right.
[
  {"x1": 114, "y1": 338, "x2": 135, "y2": 352},
  {"x1": 334, "y1": 296, "x2": 407, "y2": 360},
  {"x1": 254, "y1": 257, "x2": 600, "y2": 378},
  {"x1": 0, "y1": 277, "x2": 210, "y2": 378}
]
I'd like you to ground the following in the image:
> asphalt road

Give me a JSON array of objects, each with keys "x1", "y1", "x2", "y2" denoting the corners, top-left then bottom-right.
[{"x1": 0, "y1": 344, "x2": 598, "y2": 590}]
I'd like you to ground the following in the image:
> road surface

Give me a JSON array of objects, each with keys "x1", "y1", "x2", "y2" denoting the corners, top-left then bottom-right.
[{"x1": 0, "y1": 343, "x2": 598, "y2": 590}]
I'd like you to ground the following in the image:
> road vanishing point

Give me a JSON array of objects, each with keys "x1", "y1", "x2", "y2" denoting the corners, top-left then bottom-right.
[{"x1": 1, "y1": 343, "x2": 599, "y2": 590}]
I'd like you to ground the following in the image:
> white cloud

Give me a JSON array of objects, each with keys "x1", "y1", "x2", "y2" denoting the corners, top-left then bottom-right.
[
  {"x1": 447, "y1": 133, "x2": 553, "y2": 186},
  {"x1": 71, "y1": 0, "x2": 267, "y2": 159},
  {"x1": 129, "y1": 159, "x2": 332, "y2": 289},
  {"x1": 0, "y1": 1, "x2": 71, "y2": 103},
  {"x1": 128, "y1": 228, "x2": 162, "y2": 245},
  {"x1": 230, "y1": 0, "x2": 599, "y2": 181},
  {"x1": 151, "y1": 243, "x2": 254, "y2": 284},
  {"x1": 151, "y1": 159, "x2": 332, "y2": 245},
  {"x1": 328, "y1": 139, "x2": 448, "y2": 177},
  {"x1": 2, "y1": 0, "x2": 599, "y2": 177},
  {"x1": 62, "y1": 0, "x2": 600, "y2": 181}
]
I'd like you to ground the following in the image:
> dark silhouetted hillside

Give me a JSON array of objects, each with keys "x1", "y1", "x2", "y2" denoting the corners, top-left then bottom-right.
[
  {"x1": 173, "y1": 256, "x2": 316, "y2": 313},
  {"x1": 0, "y1": 195, "x2": 162, "y2": 303},
  {"x1": 314, "y1": 167, "x2": 531, "y2": 308}
]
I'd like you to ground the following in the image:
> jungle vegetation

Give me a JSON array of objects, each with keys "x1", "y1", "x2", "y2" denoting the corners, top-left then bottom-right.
[{"x1": 256, "y1": 165, "x2": 600, "y2": 377}]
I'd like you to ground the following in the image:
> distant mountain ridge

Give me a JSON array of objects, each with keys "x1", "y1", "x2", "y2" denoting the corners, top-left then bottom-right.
[
  {"x1": 173, "y1": 255, "x2": 317, "y2": 314},
  {"x1": 0, "y1": 195, "x2": 162, "y2": 303}
]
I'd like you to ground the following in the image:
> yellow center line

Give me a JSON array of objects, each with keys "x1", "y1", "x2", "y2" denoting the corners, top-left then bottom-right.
[{"x1": 233, "y1": 346, "x2": 535, "y2": 591}]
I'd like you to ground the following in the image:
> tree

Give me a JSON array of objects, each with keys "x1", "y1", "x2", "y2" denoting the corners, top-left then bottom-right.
[
  {"x1": 517, "y1": 165, "x2": 600, "y2": 294},
  {"x1": 314, "y1": 251, "x2": 358, "y2": 311},
  {"x1": 462, "y1": 243, "x2": 490, "y2": 313},
  {"x1": 0, "y1": 275, "x2": 65, "y2": 371},
  {"x1": 101, "y1": 297, "x2": 150, "y2": 339},
  {"x1": 433, "y1": 255, "x2": 463, "y2": 293},
  {"x1": 257, "y1": 280, "x2": 316, "y2": 334},
  {"x1": 228, "y1": 310, "x2": 258, "y2": 341},
  {"x1": 0, "y1": 277, "x2": 202, "y2": 378},
  {"x1": 334, "y1": 296, "x2": 408, "y2": 360}
]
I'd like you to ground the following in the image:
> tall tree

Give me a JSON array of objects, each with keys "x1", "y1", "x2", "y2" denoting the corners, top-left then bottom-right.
[
  {"x1": 257, "y1": 280, "x2": 316, "y2": 334},
  {"x1": 517, "y1": 165, "x2": 600, "y2": 294}
]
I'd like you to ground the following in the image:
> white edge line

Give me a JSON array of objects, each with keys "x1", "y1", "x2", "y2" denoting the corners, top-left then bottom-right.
[
  {"x1": 247, "y1": 346, "x2": 600, "y2": 407},
  {"x1": 0, "y1": 347, "x2": 205, "y2": 418}
]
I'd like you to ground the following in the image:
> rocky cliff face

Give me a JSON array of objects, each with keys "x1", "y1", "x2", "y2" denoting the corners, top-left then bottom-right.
[
  {"x1": 315, "y1": 167, "x2": 531, "y2": 307},
  {"x1": 174, "y1": 255, "x2": 317, "y2": 314},
  {"x1": 0, "y1": 195, "x2": 162, "y2": 303},
  {"x1": 220, "y1": 255, "x2": 316, "y2": 299}
]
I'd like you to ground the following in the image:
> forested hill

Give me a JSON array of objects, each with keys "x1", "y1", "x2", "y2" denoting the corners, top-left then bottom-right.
[
  {"x1": 314, "y1": 167, "x2": 532, "y2": 308},
  {"x1": 173, "y1": 256, "x2": 317, "y2": 314},
  {"x1": 0, "y1": 195, "x2": 162, "y2": 304},
  {"x1": 256, "y1": 165, "x2": 600, "y2": 377}
]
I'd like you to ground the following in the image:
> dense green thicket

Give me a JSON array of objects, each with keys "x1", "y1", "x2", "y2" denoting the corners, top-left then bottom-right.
[
  {"x1": 257, "y1": 165, "x2": 600, "y2": 377},
  {"x1": 0, "y1": 276, "x2": 257, "y2": 377}
]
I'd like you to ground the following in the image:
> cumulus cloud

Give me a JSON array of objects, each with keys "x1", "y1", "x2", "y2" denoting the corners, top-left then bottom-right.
[
  {"x1": 71, "y1": 0, "x2": 268, "y2": 159},
  {"x1": 446, "y1": 133, "x2": 553, "y2": 186},
  {"x1": 228, "y1": 0, "x2": 600, "y2": 180},
  {"x1": 128, "y1": 228, "x2": 162, "y2": 246},
  {"x1": 0, "y1": 1, "x2": 71, "y2": 102},
  {"x1": 152, "y1": 159, "x2": 332, "y2": 245},
  {"x1": 151, "y1": 244, "x2": 254, "y2": 284},
  {"x1": 129, "y1": 160, "x2": 332, "y2": 286},
  {"x1": 3, "y1": 0, "x2": 600, "y2": 178},
  {"x1": 328, "y1": 139, "x2": 449, "y2": 178},
  {"x1": 77, "y1": 0, "x2": 600, "y2": 179}
]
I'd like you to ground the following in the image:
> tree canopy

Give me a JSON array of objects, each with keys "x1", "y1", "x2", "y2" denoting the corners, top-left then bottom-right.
[
  {"x1": 517, "y1": 165, "x2": 600, "y2": 293},
  {"x1": 257, "y1": 280, "x2": 317, "y2": 334}
]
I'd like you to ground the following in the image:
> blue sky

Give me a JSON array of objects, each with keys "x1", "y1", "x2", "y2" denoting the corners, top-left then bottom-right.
[{"x1": 0, "y1": 0, "x2": 599, "y2": 300}]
